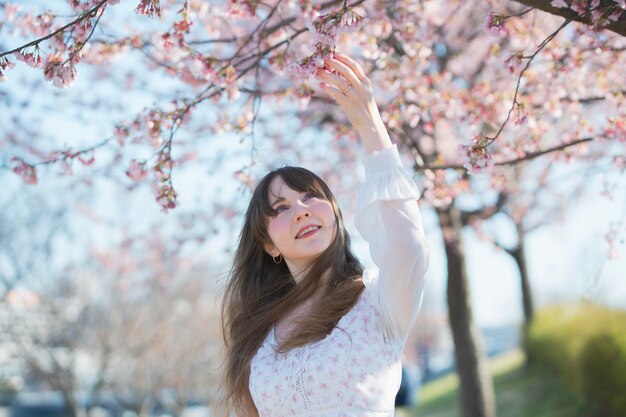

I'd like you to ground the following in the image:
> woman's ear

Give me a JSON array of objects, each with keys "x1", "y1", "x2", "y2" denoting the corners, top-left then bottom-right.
[{"x1": 263, "y1": 243, "x2": 279, "y2": 257}]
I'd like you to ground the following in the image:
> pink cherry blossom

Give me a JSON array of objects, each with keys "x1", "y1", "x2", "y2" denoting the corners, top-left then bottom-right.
[
  {"x1": 608, "y1": 8, "x2": 624, "y2": 21},
  {"x1": 292, "y1": 7, "x2": 368, "y2": 80},
  {"x1": 173, "y1": 19, "x2": 192, "y2": 34},
  {"x1": 126, "y1": 160, "x2": 148, "y2": 180},
  {"x1": 604, "y1": 116, "x2": 626, "y2": 141},
  {"x1": 485, "y1": 12, "x2": 508, "y2": 36},
  {"x1": 78, "y1": 152, "x2": 95, "y2": 166},
  {"x1": 504, "y1": 53, "x2": 524, "y2": 74},
  {"x1": 73, "y1": 18, "x2": 93, "y2": 44},
  {"x1": 43, "y1": 54, "x2": 78, "y2": 88},
  {"x1": 0, "y1": 56, "x2": 15, "y2": 82},
  {"x1": 11, "y1": 157, "x2": 38, "y2": 185},
  {"x1": 135, "y1": 0, "x2": 161, "y2": 18},
  {"x1": 550, "y1": 0, "x2": 569, "y2": 8},
  {"x1": 114, "y1": 125, "x2": 130, "y2": 146},
  {"x1": 153, "y1": 182, "x2": 177, "y2": 212},
  {"x1": 234, "y1": 170, "x2": 254, "y2": 191},
  {"x1": 570, "y1": 0, "x2": 587, "y2": 15},
  {"x1": 514, "y1": 102, "x2": 528, "y2": 126},
  {"x1": 3, "y1": 3, "x2": 21, "y2": 23},
  {"x1": 140, "y1": 109, "x2": 167, "y2": 147},
  {"x1": 226, "y1": 0, "x2": 259, "y2": 18},
  {"x1": 14, "y1": 47, "x2": 43, "y2": 69},
  {"x1": 310, "y1": 7, "x2": 369, "y2": 45},
  {"x1": 460, "y1": 136, "x2": 495, "y2": 174}
]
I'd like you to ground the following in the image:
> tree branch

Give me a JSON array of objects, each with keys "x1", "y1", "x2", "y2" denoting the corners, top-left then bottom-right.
[
  {"x1": 461, "y1": 192, "x2": 508, "y2": 225},
  {"x1": 485, "y1": 16, "x2": 573, "y2": 145},
  {"x1": 419, "y1": 136, "x2": 593, "y2": 171},
  {"x1": 0, "y1": 0, "x2": 109, "y2": 58},
  {"x1": 509, "y1": 0, "x2": 626, "y2": 37}
]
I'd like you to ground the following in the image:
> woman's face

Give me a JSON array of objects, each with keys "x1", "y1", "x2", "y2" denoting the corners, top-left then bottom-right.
[{"x1": 264, "y1": 176, "x2": 337, "y2": 276}]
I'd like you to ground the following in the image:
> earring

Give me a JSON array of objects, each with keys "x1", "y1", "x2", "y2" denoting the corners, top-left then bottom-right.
[{"x1": 272, "y1": 254, "x2": 282, "y2": 264}]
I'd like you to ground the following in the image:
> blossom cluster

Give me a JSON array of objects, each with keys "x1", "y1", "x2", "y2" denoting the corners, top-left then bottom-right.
[
  {"x1": 460, "y1": 136, "x2": 495, "y2": 174},
  {"x1": 289, "y1": 7, "x2": 369, "y2": 80},
  {"x1": 11, "y1": 157, "x2": 38, "y2": 185},
  {"x1": 14, "y1": 46, "x2": 43, "y2": 68},
  {"x1": 227, "y1": 0, "x2": 260, "y2": 18},
  {"x1": 42, "y1": 54, "x2": 78, "y2": 88},
  {"x1": 10, "y1": 145, "x2": 98, "y2": 185},
  {"x1": 124, "y1": 148, "x2": 178, "y2": 213},
  {"x1": 126, "y1": 160, "x2": 148, "y2": 181},
  {"x1": 485, "y1": 12, "x2": 508, "y2": 36},
  {"x1": 115, "y1": 106, "x2": 185, "y2": 212},
  {"x1": 422, "y1": 170, "x2": 454, "y2": 208},
  {"x1": 0, "y1": 0, "x2": 124, "y2": 86},
  {"x1": 504, "y1": 53, "x2": 524, "y2": 74},
  {"x1": 514, "y1": 102, "x2": 528, "y2": 126},
  {"x1": 0, "y1": 9, "x2": 94, "y2": 88},
  {"x1": 0, "y1": 57, "x2": 16, "y2": 82},
  {"x1": 53, "y1": 148, "x2": 97, "y2": 174},
  {"x1": 135, "y1": 0, "x2": 161, "y2": 18},
  {"x1": 152, "y1": 148, "x2": 178, "y2": 212},
  {"x1": 603, "y1": 116, "x2": 626, "y2": 141}
]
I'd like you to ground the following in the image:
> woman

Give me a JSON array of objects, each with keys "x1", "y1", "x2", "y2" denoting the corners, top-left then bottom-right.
[{"x1": 221, "y1": 52, "x2": 429, "y2": 417}]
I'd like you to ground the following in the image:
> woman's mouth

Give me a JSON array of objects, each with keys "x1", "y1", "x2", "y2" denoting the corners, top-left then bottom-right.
[{"x1": 295, "y1": 225, "x2": 321, "y2": 239}]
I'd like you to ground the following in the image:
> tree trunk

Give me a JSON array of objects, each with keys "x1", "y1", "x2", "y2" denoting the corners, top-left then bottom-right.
[
  {"x1": 438, "y1": 205, "x2": 496, "y2": 417},
  {"x1": 509, "y1": 223, "x2": 535, "y2": 365},
  {"x1": 59, "y1": 391, "x2": 78, "y2": 417},
  {"x1": 510, "y1": 224, "x2": 534, "y2": 328}
]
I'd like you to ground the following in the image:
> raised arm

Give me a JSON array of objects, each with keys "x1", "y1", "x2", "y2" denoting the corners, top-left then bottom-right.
[{"x1": 317, "y1": 53, "x2": 430, "y2": 343}]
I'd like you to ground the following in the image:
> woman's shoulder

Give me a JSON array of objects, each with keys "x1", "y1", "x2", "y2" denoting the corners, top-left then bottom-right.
[
  {"x1": 346, "y1": 270, "x2": 381, "y2": 319},
  {"x1": 361, "y1": 267, "x2": 379, "y2": 290}
]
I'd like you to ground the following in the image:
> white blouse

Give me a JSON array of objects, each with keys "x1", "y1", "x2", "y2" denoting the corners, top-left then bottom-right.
[{"x1": 248, "y1": 144, "x2": 429, "y2": 417}]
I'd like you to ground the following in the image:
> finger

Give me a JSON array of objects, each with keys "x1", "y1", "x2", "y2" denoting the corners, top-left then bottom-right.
[
  {"x1": 333, "y1": 52, "x2": 369, "y2": 85},
  {"x1": 317, "y1": 69, "x2": 351, "y2": 92},
  {"x1": 327, "y1": 59, "x2": 361, "y2": 90},
  {"x1": 319, "y1": 82, "x2": 350, "y2": 101}
]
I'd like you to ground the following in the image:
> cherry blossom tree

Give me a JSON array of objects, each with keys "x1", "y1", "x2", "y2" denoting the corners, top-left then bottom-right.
[
  {"x1": 1, "y1": 233, "x2": 223, "y2": 417},
  {"x1": 1, "y1": 1, "x2": 625, "y2": 417},
  {"x1": 89, "y1": 234, "x2": 223, "y2": 416},
  {"x1": 464, "y1": 157, "x2": 616, "y2": 369}
]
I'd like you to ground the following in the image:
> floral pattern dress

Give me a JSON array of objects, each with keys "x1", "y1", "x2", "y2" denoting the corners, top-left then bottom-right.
[{"x1": 249, "y1": 145, "x2": 430, "y2": 417}]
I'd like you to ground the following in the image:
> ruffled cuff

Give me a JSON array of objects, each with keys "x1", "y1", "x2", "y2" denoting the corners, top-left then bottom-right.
[
  {"x1": 359, "y1": 144, "x2": 420, "y2": 203},
  {"x1": 355, "y1": 145, "x2": 421, "y2": 239},
  {"x1": 362, "y1": 144, "x2": 404, "y2": 172}
]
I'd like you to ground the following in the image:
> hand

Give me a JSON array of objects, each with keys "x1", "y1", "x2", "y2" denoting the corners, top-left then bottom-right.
[{"x1": 316, "y1": 52, "x2": 391, "y2": 153}]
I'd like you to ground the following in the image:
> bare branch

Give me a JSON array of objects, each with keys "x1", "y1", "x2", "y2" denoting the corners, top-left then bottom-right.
[
  {"x1": 419, "y1": 136, "x2": 593, "y2": 171},
  {"x1": 461, "y1": 193, "x2": 508, "y2": 224},
  {"x1": 485, "y1": 16, "x2": 573, "y2": 145}
]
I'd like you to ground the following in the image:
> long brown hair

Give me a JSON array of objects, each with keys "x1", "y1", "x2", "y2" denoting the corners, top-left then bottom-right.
[{"x1": 220, "y1": 167, "x2": 364, "y2": 416}]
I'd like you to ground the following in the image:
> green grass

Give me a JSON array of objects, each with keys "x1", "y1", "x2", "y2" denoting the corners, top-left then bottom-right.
[{"x1": 408, "y1": 349, "x2": 591, "y2": 417}]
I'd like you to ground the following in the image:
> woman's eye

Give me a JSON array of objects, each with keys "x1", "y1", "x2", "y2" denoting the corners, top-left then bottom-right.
[
  {"x1": 303, "y1": 192, "x2": 317, "y2": 201},
  {"x1": 274, "y1": 205, "x2": 288, "y2": 214}
]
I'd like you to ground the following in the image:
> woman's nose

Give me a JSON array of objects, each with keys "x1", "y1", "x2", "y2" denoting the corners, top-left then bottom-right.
[{"x1": 294, "y1": 202, "x2": 311, "y2": 221}]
